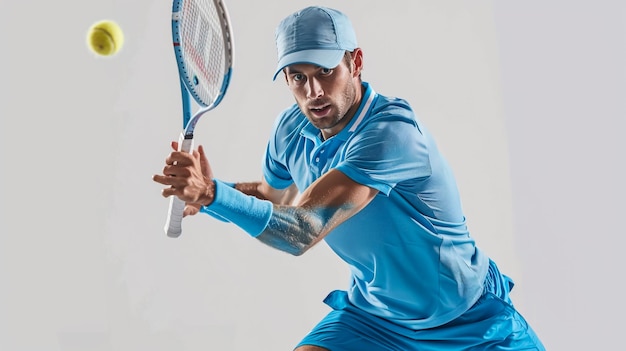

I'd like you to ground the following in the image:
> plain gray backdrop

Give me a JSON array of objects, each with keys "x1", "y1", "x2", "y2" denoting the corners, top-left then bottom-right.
[{"x1": 1, "y1": 0, "x2": 624, "y2": 350}]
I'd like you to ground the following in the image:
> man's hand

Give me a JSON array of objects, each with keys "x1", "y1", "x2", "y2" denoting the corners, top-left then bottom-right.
[{"x1": 153, "y1": 141, "x2": 216, "y2": 216}]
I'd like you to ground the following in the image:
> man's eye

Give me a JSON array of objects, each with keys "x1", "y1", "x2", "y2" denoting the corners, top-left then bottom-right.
[
  {"x1": 320, "y1": 68, "x2": 332, "y2": 75},
  {"x1": 292, "y1": 74, "x2": 304, "y2": 81}
]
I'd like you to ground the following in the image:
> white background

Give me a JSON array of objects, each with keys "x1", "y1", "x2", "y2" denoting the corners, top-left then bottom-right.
[{"x1": 1, "y1": 0, "x2": 624, "y2": 350}]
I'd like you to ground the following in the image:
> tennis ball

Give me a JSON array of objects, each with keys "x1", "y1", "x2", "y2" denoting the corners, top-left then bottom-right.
[{"x1": 87, "y1": 20, "x2": 124, "y2": 56}]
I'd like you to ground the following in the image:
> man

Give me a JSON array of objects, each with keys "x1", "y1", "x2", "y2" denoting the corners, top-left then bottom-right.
[{"x1": 153, "y1": 6, "x2": 545, "y2": 351}]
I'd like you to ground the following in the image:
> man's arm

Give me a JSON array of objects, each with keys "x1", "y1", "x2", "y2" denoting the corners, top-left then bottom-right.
[
  {"x1": 255, "y1": 169, "x2": 378, "y2": 255},
  {"x1": 235, "y1": 180, "x2": 299, "y2": 206},
  {"x1": 153, "y1": 145, "x2": 377, "y2": 255}
]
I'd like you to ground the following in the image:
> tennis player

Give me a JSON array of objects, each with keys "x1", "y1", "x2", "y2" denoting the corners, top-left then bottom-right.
[{"x1": 154, "y1": 6, "x2": 546, "y2": 350}]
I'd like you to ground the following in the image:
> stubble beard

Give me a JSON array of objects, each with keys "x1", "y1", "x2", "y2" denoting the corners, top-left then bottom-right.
[{"x1": 303, "y1": 81, "x2": 358, "y2": 134}]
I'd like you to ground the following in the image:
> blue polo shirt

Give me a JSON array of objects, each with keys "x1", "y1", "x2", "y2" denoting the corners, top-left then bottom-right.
[{"x1": 263, "y1": 82, "x2": 489, "y2": 329}]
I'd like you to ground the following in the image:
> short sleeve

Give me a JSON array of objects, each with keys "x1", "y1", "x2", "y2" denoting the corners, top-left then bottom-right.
[
  {"x1": 335, "y1": 104, "x2": 432, "y2": 196},
  {"x1": 262, "y1": 106, "x2": 301, "y2": 190}
]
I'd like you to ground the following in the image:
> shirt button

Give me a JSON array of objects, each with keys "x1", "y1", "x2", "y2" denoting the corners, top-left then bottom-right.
[
  {"x1": 320, "y1": 149, "x2": 325, "y2": 154},
  {"x1": 315, "y1": 157, "x2": 320, "y2": 162}
]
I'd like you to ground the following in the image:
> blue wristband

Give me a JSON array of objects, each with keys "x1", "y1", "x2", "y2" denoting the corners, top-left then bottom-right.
[
  {"x1": 200, "y1": 179, "x2": 273, "y2": 237},
  {"x1": 200, "y1": 180, "x2": 235, "y2": 223}
]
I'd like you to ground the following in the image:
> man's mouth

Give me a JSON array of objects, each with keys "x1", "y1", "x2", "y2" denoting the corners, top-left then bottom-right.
[{"x1": 309, "y1": 104, "x2": 331, "y2": 117}]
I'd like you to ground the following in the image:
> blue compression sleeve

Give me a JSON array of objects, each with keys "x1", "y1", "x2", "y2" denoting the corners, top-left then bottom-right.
[{"x1": 200, "y1": 179, "x2": 273, "y2": 237}]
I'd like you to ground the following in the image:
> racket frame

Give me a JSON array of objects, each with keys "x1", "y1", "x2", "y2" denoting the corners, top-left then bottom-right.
[{"x1": 165, "y1": 0, "x2": 234, "y2": 238}]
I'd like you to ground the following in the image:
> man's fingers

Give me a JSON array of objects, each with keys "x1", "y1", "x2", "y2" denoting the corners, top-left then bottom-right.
[
  {"x1": 162, "y1": 164, "x2": 192, "y2": 178},
  {"x1": 153, "y1": 175, "x2": 184, "y2": 198},
  {"x1": 197, "y1": 145, "x2": 215, "y2": 179},
  {"x1": 152, "y1": 174, "x2": 170, "y2": 185},
  {"x1": 153, "y1": 172, "x2": 187, "y2": 189},
  {"x1": 183, "y1": 205, "x2": 199, "y2": 217},
  {"x1": 161, "y1": 186, "x2": 176, "y2": 198},
  {"x1": 166, "y1": 151, "x2": 195, "y2": 167}
]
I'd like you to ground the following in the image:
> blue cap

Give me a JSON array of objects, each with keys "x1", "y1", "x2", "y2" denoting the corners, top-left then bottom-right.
[{"x1": 273, "y1": 6, "x2": 358, "y2": 80}]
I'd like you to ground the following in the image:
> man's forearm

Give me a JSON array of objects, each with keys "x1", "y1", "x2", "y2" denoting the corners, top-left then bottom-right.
[
  {"x1": 255, "y1": 205, "x2": 329, "y2": 256},
  {"x1": 234, "y1": 182, "x2": 267, "y2": 199},
  {"x1": 202, "y1": 180, "x2": 342, "y2": 256},
  {"x1": 234, "y1": 181, "x2": 298, "y2": 206}
]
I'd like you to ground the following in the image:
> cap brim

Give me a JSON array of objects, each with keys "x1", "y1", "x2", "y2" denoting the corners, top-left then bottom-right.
[{"x1": 272, "y1": 49, "x2": 345, "y2": 81}]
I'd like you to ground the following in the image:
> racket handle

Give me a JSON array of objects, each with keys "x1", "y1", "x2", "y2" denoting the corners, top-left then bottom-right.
[
  {"x1": 165, "y1": 197, "x2": 186, "y2": 238},
  {"x1": 164, "y1": 134, "x2": 195, "y2": 238}
]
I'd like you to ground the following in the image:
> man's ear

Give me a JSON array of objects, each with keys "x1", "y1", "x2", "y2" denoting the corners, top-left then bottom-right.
[{"x1": 352, "y1": 48, "x2": 364, "y2": 77}]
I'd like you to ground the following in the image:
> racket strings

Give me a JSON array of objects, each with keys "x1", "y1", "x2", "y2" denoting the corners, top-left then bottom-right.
[{"x1": 180, "y1": 0, "x2": 228, "y2": 106}]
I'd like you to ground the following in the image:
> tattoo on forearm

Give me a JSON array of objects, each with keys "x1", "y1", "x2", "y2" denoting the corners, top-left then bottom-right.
[{"x1": 256, "y1": 204, "x2": 350, "y2": 255}]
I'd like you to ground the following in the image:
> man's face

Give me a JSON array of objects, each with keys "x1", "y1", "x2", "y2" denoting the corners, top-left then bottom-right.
[{"x1": 284, "y1": 55, "x2": 360, "y2": 139}]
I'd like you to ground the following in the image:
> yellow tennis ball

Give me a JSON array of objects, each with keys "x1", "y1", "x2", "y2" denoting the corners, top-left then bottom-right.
[{"x1": 87, "y1": 20, "x2": 124, "y2": 56}]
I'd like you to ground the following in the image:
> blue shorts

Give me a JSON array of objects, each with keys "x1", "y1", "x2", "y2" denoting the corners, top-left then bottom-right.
[{"x1": 296, "y1": 261, "x2": 545, "y2": 351}]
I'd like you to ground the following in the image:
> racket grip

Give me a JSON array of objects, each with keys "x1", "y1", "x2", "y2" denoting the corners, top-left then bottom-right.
[
  {"x1": 164, "y1": 133, "x2": 195, "y2": 238},
  {"x1": 178, "y1": 133, "x2": 194, "y2": 152},
  {"x1": 165, "y1": 196, "x2": 186, "y2": 238}
]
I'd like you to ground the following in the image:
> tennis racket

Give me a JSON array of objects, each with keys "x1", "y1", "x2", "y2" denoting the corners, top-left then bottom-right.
[{"x1": 164, "y1": 0, "x2": 234, "y2": 238}]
